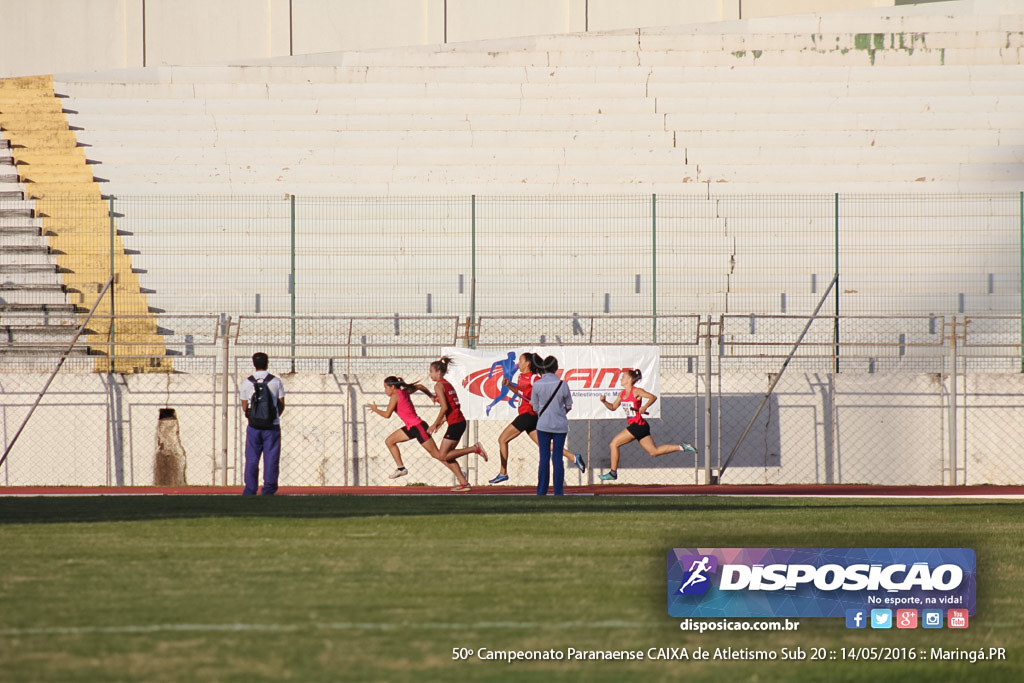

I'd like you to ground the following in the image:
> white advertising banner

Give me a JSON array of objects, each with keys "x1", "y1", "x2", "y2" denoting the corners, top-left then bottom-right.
[{"x1": 441, "y1": 346, "x2": 661, "y2": 420}]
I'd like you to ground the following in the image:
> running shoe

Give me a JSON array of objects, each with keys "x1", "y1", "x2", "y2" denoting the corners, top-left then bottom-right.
[
  {"x1": 489, "y1": 473, "x2": 510, "y2": 484},
  {"x1": 474, "y1": 442, "x2": 489, "y2": 462},
  {"x1": 451, "y1": 483, "x2": 472, "y2": 492},
  {"x1": 388, "y1": 467, "x2": 408, "y2": 479},
  {"x1": 598, "y1": 470, "x2": 618, "y2": 481},
  {"x1": 574, "y1": 453, "x2": 586, "y2": 474},
  {"x1": 681, "y1": 442, "x2": 697, "y2": 454}
]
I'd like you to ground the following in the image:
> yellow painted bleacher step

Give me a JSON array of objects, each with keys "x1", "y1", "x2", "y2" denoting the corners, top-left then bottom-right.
[{"x1": 0, "y1": 74, "x2": 168, "y2": 373}]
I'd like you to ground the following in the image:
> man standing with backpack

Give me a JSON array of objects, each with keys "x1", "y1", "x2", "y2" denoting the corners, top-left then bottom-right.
[{"x1": 239, "y1": 352, "x2": 286, "y2": 495}]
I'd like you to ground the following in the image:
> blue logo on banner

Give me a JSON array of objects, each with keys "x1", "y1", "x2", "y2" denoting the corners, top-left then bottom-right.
[
  {"x1": 667, "y1": 548, "x2": 976, "y2": 619},
  {"x1": 845, "y1": 609, "x2": 867, "y2": 629}
]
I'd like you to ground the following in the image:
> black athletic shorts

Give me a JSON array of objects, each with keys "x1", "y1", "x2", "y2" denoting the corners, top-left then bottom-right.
[
  {"x1": 443, "y1": 420, "x2": 467, "y2": 442},
  {"x1": 511, "y1": 413, "x2": 539, "y2": 434},
  {"x1": 626, "y1": 422, "x2": 652, "y2": 441},
  {"x1": 402, "y1": 420, "x2": 431, "y2": 444}
]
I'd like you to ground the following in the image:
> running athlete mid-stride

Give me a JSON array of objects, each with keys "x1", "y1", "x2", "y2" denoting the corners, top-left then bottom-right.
[
  {"x1": 597, "y1": 369, "x2": 696, "y2": 481},
  {"x1": 367, "y1": 376, "x2": 473, "y2": 492},
  {"x1": 427, "y1": 355, "x2": 488, "y2": 486},
  {"x1": 488, "y1": 352, "x2": 585, "y2": 484}
]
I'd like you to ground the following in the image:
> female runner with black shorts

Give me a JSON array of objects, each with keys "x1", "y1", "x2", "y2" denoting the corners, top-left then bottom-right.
[
  {"x1": 488, "y1": 352, "x2": 585, "y2": 484},
  {"x1": 367, "y1": 375, "x2": 473, "y2": 492},
  {"x1": 427, "y1": 355, "x2": 488, "y2": 476},
  {"x1": 597, "y1": 369, "x2": 696, "y2": 481}
]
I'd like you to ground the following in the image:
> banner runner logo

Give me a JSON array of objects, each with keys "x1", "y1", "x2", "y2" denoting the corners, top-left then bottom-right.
[{"x1": 667, "y1": 548, "x2": 976, "y2": 619}]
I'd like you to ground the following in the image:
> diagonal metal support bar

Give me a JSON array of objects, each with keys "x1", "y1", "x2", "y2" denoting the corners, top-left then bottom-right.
[
  {"x1": 0, "y1": 276, "x2": 115, "y2": 470},
  {"x1": 717, "y1": 273, "x2": 839, "y2": 481}
]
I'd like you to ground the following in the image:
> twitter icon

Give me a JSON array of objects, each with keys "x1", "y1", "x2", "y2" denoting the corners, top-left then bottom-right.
[{"x1": 870, "y1": 609, "x2": 893, "y2": 629}]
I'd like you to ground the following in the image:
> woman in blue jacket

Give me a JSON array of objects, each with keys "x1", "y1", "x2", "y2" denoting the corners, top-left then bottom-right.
[{"x1": 530, "y1": 355, "x2": 574, "y2": 496}]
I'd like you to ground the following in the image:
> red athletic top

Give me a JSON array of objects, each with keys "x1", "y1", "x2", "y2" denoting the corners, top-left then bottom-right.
[
  {"x1": 437, "y1": 378, "x2": 465, "y2": 425},
  {"x1": 621, "y1": 387, "x2": 647, "y2": 426},
  {"x1": 517, "y1": 373, "x2": 538, "y2": 415}
]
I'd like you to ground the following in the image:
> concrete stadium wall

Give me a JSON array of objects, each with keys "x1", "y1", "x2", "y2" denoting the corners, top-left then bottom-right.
[
  {"x1": 2, "y1": 369, "x2": 1020, "y2": 487},
  {"x1": 0, "y1": 0, "x2": 897, "y2": 78}
]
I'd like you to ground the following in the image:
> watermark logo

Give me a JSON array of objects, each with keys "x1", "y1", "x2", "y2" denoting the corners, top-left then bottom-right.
[
  {"x1": 845, "y1": 609, "x2": 867, "y2": 629},
  {"x1": 667, "y1": 548, "x2": 976, "y2": 619},
  {"x1": 677, "y1": 555, "x2": 718, "y2": 596},
  {"x1": 871, "y1": 609, "x2": 893, "y2": 629}
]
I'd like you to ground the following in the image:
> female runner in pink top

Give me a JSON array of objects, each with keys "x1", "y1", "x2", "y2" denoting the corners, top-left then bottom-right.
[{"x1": 367, "y1": 376, "x2": 473, "y2": 492}]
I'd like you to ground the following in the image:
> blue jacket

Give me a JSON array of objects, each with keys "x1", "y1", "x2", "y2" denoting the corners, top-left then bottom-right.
[{"x1": 531, "y1": 373, "x2": 573, "y2": 433}]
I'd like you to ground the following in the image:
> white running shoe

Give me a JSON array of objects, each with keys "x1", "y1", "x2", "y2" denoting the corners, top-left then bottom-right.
[{"x1": 389, "y1": 467, "x2": 408, "y2": 479}]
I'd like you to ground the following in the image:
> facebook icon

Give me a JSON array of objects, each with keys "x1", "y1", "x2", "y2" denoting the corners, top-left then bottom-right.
[{"x1": 846, "y1": 609, "x2": 867, "y2": 629}]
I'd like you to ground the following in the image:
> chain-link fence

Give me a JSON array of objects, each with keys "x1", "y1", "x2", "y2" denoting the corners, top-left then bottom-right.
[
  {"x1": 1, "y1": 313, "x2": 1022, "y2": 488},
  {"x1": 1, "y1": 192, "x2": 1023, "y2": 487},
  {"x1": 4, "y1": 193, "x2": 1021, "y2": 322}
]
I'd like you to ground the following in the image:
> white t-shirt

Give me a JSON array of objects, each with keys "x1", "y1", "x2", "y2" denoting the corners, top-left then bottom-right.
[{"x1": 239, "y1": 370, "x2": 286, "y2": 426}]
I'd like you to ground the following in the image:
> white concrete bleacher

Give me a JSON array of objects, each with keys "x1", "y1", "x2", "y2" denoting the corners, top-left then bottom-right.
[
  {"x1": 33, "y1": 0, "x2": 1024, "y2": 320},
  {"x1": 54, "y1": 0, "x2": 1024, "y2": 196}
]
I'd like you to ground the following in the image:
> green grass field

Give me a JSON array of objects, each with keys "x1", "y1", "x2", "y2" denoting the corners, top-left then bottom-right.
[{"x1": 0, "y1": 495, "x2": 1021, "y2": 682}]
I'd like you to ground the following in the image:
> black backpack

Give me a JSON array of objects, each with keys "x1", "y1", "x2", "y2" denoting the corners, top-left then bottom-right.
[{"x1": 247, "y1": 375, "x2": 278, "y2": 429}]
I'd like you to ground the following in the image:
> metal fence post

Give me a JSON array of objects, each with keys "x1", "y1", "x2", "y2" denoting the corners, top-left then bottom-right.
[
  {"x1": 948, "y1": 316, "x2": 958, "y2": 486},
  {"x1": 704, "y1": 315, "x2": 713, "y2": 484},
  {"x1": 470, "y1": 194, "x2": 477, "y2": 349},
  {"x1": 652, "y1": 193, "x2": 658, "y2": 343},
  {"x1": 828, "y1": 371, "x2": 837, "y2": 485},
  {"x1": 108, "y1": 195, "x2": 116, "y2": 371},
  {"x1": 221, "y1": 314, "x2": 231, "y2": 486},
  {"x1": 290, "y1": 195, "x2": 297, "y2": 373},
  {"x1": 107, "y1": 196, "x2": 125, "y2": 485},
  {"x1": 834, "y1": 192, "x2": 840, "y2": 374}
]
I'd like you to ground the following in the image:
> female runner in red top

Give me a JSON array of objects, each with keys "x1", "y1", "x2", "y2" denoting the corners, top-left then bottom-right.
[
  {"x1": 367, "y1": 375, "x2": 473, "y2": 492},
  {"x1": 488, "y1": 352, "x2": 585, "y2": 484},
  {"x1": 597, "y1": 369, "x2": 696, "y2": 481},
  {"x1": 427, "y1": 356, "x2": 487, "y2": 490}
]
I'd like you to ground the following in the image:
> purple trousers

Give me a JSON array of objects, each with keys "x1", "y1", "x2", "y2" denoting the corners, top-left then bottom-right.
[{"x1": 243, "y1": 425, "x2": 281, "y2": 495}]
